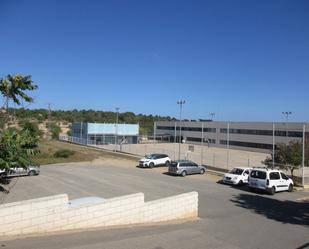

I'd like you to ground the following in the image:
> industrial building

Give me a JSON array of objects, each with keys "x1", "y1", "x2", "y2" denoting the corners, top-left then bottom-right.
[
  {"x1": 155, "y1": 121, "x2": 308, "y2": 153},
  {"x1": 71, "y1": 122, "x2": 139, "y2": 144}
]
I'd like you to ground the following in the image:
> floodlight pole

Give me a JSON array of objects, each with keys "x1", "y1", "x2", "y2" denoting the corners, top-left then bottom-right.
[{"x1": 177, "y1": 100, "x2": 185, "y2": 160}]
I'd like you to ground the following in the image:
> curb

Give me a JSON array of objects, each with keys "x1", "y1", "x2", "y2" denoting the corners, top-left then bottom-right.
[{"x1": 294, "y1": 185, "x2": 309, "y2": 192}]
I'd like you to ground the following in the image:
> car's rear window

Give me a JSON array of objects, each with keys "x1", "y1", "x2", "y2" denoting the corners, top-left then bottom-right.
[
  {"x1": 170, "y1": 162, "x2": 178, "y2": 167},
  {"x1": 250, "y1": 170, "x2": 266, "y2": 179}
]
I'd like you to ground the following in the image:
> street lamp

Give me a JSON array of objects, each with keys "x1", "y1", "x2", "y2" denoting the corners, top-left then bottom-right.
[
  {"x1": 282, "y1": 111, "x2": 292, "y2": 137},
  {"x1": 209, "y1": 113, "x2": 215, "y2": 120},
  {"x1": 115, "y1": 107, "x2": 120, "y2": 151},
  {"x1": 177, "y1": 100, "x2": 185, "y2": 160}
]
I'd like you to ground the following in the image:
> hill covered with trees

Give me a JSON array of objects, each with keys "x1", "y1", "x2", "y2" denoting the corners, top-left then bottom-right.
[{"x1": 9, "y1": 108, "x2": 176, "y2": 135}]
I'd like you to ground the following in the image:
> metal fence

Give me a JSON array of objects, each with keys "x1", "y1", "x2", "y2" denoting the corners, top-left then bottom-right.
[
  {"x1": 59, "y1": 135, "x2": 268, "y2": 171},
  {"x1": 60, "y1": 128, "x2": 309, "y2": 187}
]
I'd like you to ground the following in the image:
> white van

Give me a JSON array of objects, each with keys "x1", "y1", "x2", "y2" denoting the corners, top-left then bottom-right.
[{"x1": 248, "y1": 168, "x2": 293, "y2": 195}]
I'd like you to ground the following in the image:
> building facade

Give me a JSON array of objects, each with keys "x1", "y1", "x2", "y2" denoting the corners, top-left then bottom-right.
[
  {"x1": 155, "y1": 121, "x2": 308, "y2": 153},
  {"x1": 72, "y1": 122, "x2": 139, "y2": 144}
]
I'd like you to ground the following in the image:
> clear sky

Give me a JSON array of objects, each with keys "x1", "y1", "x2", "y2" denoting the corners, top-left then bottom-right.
[{"x1": 0, "y1": 0, "x2": 308, "y2": 122}]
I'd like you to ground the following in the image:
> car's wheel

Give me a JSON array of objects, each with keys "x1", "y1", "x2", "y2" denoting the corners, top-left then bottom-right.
[
  {"x1": 238, "y1": 180, "x2": 243, "y2": 186},
  {"x1": 269, "y1": 186, "x2": 276, "y2": 195},
  {"x1": 28, "y1": 170, "x2": 35, "y2": 176},
  {"x1": 200, "y1": 169, "x2": 205, "y2": 175},
  {"x1": 288, "y1": 184, "x2": 293, "y2": 192},
  {"x1": 181, "y1": 171, "x2": 187, "y2": 177},
  {"x1": 165, "y1": 161, "x2": 170, "y2": 167},
  {"x1": 149, "y1": 162, "x2": 154, "y2": 168}
]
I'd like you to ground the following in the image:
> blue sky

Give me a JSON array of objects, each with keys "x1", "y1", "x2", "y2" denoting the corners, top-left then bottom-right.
[{"x1": 0, "y1": 0, "x2": 308, "y2": 122}]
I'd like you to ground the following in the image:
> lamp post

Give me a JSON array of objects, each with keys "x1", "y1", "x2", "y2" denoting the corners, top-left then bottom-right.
[
  {"x1": 282, "y1": 111, "x2": 292, "y2": 137},
  {"x1": 177, "y1": 100, "x2": 185, "y2": 160},
  {"x1": 115, "y1": 107, "x2": 120, "y2": 151},
  {"x1": 210, "y1": 112, "x2": 215, "y2": 120}
]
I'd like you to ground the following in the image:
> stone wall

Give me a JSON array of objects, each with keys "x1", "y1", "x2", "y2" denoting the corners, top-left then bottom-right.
[{"x1": 0, "y1": 192, "x2": 198, "y2": 237}]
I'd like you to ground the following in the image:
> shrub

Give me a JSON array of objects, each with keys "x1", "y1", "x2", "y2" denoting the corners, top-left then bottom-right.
[
  {"x1": 48, "y1": 123, "x2": 61, "y2": 140},
  {"x1": 53, "y1": 149, "x2": 75, "y2": 158}
]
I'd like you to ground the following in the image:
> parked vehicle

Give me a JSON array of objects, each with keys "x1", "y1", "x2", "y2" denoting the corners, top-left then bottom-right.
[
  {"x1": 5, "y1": 165, "x2": 40, "y2": 177},
  {"x1": 139, "y1": 154, "x2": 171, "y2": 168},
  {"x1": 168, "y1": 160, "x2": 206, "y2": 176},
  {"x1": 222, "y1": 167, "x2": 251, "y2": 185},
  {"x1": 248, "y1": 167, "x2": 293, "y2": 195},
  {"x1": 0, "y1": 168, "x2": 5, "y2": 177}
]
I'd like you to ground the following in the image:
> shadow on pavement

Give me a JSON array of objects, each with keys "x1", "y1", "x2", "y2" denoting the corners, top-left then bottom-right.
[
  {"x1": 162, "y1": 172, "x2": 178, "y2": 177},
  {"x1": 217, "y1": 180, "x2": 269, "y2": 195},
  {"x1": 231, "y1": 193, "x2": 309, "y2": 226},
  {"x1": 296, "y1": 242, "x2": 309, "y2": 249},
  {"x1": 0, "y1": 177, "x2": 11, "y2": 194}
]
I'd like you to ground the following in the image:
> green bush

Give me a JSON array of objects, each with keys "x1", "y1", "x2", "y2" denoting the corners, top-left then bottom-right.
[{"x1": 53, "y1": 149, "x2": 75, "y2": 158}]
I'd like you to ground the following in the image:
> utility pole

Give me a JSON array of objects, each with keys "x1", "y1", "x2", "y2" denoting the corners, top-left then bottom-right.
[
  {"x1": 209, "y1": 113, "x2": 215, "y2": 121},
  {"x1": 47, "y1": 103, "x2": 52, "y2": 140}
]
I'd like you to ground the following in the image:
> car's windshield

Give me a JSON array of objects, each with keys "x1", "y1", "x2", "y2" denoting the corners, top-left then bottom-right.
[
  {"x1": 145, "y1": 154, "x2": 155, "y2": 159},
  {"x1": 229, "y1": 168, "x2": 244, "y2": 175}
]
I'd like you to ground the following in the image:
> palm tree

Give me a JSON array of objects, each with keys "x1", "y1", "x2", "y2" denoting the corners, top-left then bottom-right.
[{"x1": 0, "y1": 74, "x2": 38, "y2": 112}]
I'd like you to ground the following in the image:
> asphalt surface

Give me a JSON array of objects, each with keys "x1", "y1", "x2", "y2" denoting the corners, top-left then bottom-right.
[{"x1": 1, "y1": 162, "x2": 309, "y2": 249}]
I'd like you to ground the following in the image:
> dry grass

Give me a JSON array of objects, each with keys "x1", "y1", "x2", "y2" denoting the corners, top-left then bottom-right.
[{"x1": 31, "y1": 140, "x2": 137, "y2": 165}]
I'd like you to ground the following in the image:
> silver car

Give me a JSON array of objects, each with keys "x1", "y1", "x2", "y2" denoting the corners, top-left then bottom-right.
[
  {"x1": 6, "y1": 165, "x2": 40, "y2": 177},
  {"x1": 168, "y1": 160, "x2": 206, "y2": 176}
]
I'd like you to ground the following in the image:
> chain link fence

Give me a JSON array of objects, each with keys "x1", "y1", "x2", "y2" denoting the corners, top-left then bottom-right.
[{"x1": 60, "y1": 121, "x2": 309, "y2": 187}]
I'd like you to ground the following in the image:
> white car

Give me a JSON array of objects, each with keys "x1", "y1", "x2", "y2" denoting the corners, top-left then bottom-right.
[
  {"x1": 222, "y1": 167, "x2": 251, "y2": 185},
  {"x1": 248, "y1": 168, "x2": 293, "y2": 195},
  {"x1": 0, "y1": 168, "x2": 5, "y2": 177},
  {"x1": 139, "y1": 154, "x2": 171, "y2": 168}
]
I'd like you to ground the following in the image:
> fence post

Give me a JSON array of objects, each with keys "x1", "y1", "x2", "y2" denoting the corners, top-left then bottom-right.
[
  {"x1": 272, "y1": 123, "x2": 275, "y2": 169},
  {"x1": 227, "y1": 122, "x2": 230, "y2": 170},
  {"x1": 201, "y1": 123, "x2": 204, "y2": 165},
  {"x1": 174, "y1": 122, "x2": 177, "y2": 161},
  {"x1": 302, "y1": 124, "x2": 305, "y2": 187}
]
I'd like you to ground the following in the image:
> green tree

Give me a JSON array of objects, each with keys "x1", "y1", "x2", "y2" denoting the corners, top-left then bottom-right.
[
  {"x1": 0, "y1": 129, "x2": 39, "y2": 170},
  {"x1": 263, "y1": 140, "x2": 308, "y2": 178},
  {"x1": 50, "y1": 123, "x2": 61, "y2": 140},
  {"x1": 0, "y1": 74, "x2": 38, "y2": 112},
  {"x1": 19, "y1": 120, "x2": 43, "y2": 138}
]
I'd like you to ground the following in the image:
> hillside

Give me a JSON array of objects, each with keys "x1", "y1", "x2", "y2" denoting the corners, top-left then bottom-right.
[{"x1": 1, "y1": 108, "x2": 176, "y2": 136}]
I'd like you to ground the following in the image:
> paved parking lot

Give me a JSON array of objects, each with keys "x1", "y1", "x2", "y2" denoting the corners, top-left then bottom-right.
[{"x1": 1, "y1": 160, "x2": 309, "y2": 249}]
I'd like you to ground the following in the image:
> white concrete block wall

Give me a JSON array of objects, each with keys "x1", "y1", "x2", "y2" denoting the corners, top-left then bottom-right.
[
  {"x1": 0, "y1": 194, "x2": 68, "y2": 236},
  {"x1": 0, "y1": 192, "x2": 198, "y2": 237}
]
